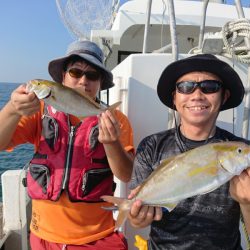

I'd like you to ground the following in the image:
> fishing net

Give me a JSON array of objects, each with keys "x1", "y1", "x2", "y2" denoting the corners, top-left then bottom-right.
[{"x1": 55, "y1": 0, "x2": 118, "y2": 40}]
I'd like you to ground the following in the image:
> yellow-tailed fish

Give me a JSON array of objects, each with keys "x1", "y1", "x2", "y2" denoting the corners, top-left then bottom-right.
[
  {"x1": 102, "y1": 141, "x2": 250, "y2": 230},
  {"x1": 26, "y1": 79, "x2": 121, "y2": 118}
]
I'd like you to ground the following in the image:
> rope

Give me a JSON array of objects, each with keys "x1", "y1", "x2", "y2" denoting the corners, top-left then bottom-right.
[
  {"x1": 240, "y1": 211, "x2": 250, "y2": 250},
  {"x1": 222, "y1": 18, "x2": 250, "y2": 64}
]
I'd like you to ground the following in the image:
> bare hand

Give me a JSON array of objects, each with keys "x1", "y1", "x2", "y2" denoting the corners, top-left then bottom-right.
[
  {"x1": 98, "y1": 110, "x2": 120, "y2": 144},
  {"x1": 127, "y1": 186, "x2": 162, "y2": 228},
  {"x1": 230, "y1": 167, "x2": 250, "y2": 205},
  {"x1": 10, "y1": 84, "x2": 40, "y2": 116}
]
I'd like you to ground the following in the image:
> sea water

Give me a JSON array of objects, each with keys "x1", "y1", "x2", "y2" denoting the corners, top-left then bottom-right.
[{"x1": 0, "y1": 82, "x2": 33, "y2": 200}]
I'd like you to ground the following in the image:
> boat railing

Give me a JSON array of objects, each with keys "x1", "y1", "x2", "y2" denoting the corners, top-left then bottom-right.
[{"x1": 0, "y1": 170, "x2": 29, "y2": 250}]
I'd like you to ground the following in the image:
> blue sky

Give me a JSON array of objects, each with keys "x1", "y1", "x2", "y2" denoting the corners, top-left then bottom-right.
[{"x1": 0, "y1": 0, "x2": 249, "y2": 84}]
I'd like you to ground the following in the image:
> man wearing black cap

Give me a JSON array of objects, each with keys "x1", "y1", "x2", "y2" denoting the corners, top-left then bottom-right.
[
  {"x1": 129, "y1": 54, "x2": 250, "y2": 249},
  {"x1": 0, "y1": 40, "x2": 134, "y2": 249}
]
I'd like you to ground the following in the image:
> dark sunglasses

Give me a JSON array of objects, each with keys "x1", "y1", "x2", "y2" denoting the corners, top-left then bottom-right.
[
  {"x1": 176, "y1": 80, "x2": 222, "y2": 94},
  {"x1": 67, "y1": 68, "x2": 101, "y2": 81}
]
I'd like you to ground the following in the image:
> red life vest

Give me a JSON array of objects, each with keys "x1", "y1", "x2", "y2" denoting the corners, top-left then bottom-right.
[{"x1": 26, "y1": 105, "x2": 114, "y2": 202}]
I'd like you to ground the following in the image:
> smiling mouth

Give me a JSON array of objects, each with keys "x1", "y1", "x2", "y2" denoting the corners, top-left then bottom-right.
[{"x1": 187, "y1": 106, "x2": 208, "y2": 111}]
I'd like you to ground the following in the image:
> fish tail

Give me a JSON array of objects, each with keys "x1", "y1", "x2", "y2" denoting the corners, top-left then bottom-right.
[
  {"x1": 107, "y1": 101, "x2": 122, "y2": 110},
  {"x1": 101, "y1": 195, "x2": 131, "y2": 231}
]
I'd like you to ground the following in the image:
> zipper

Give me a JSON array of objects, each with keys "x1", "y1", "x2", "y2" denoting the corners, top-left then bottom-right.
[
  {"x1": 51, "y1": 117, "x2": 59, "y2": 146},
  {"x1": 62, "y1": 125, "x2": 76, "y2": 189}
]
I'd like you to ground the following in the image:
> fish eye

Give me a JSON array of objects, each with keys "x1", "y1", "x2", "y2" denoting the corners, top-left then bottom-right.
[{"x1": 237, "y1": 148, "x2": 242, "y2": 154}]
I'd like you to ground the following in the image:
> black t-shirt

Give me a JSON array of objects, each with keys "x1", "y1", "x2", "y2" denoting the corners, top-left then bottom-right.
[{"x1": 129, "y1": 127, "x2": 249, "y2": 250}]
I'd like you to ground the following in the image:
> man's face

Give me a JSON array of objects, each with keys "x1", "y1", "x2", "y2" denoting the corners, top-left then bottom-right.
[
  {"x1": 173, "y1": 71, "x2": 230, "y2": 128},
  {"x1": 62, "y1": 60, "x2": 101, "y2": 99}
]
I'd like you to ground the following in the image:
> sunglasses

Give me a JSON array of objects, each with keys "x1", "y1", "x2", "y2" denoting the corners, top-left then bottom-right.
[
  {"x1": 67, "y1": 68, "x2": 101, "y2": 81},
  {"x1": 176, "y1": 80, "x2": 222, "y2": 94}
]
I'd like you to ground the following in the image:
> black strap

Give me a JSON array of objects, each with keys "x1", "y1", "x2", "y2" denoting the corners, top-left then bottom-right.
[
  {"x1": 91, "y1": 157, "x2": 109, "y2": 165},
  {"x1": 33, "y1": 152, "x2": 47, "y2": 159}
]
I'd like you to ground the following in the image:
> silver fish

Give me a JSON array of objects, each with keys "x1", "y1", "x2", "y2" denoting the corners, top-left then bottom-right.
[
  {"x1": 102, "y1": 141, "x2": 250, "y2": 230},
  {"x1": 26, "y1": 79, "x2": 121, "y2": 118}
]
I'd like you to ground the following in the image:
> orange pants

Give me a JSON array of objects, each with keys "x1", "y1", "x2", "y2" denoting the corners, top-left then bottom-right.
[{"x1": 30, "y1": 232, "x2": 128, "y2": 250}]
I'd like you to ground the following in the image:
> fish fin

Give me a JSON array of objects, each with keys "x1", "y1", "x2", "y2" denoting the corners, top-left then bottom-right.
[
  {"x1": 101, "y1": 195, "x2": 131, "y2": 231},
  {"x1": 101, "y1": 195, "x2": 125, "y2": 205},
  {"x1": 159, "y1": 156, "x2": 178, "y2": 166},
  {"x1": 101, "y1": 205, "x2": 118, "y2": 211},
  {"x1": 51, "y1": 95, "x2": 56, "y2": 101},
  {"x1": 115, "y1": 208, "x2": 130, "y2": 231},
  {"x1": 139, "y1": 156, "x2": 178, "y2": 188},
  {"x1": 77, "y1": 116, "x2": 87, "y2": 120},
  {"x1": 107, "y1": 101, "x2": 122, "y2": 111},
  {"x1": 74, "y1": 87, "x2": 102, "y2": 109}
]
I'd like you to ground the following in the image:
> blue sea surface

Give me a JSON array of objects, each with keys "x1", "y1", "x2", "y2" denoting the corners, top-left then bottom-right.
[{"x1": 0, "y1": 82, "x2": 34, "y2": 200}]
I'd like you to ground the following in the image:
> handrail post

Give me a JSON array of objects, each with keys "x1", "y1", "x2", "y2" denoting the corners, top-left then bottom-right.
[
  {"x1": 142, "y1": 0, "x2": 153, "y2": 53},
  {"x1": 167, "y1": 0, "x2": 179, "y2": 129},
  {"x1": 234, "y1": 0, "x2": 250, "y2": 139},
  {"x1": 198, "y1": 0, "x2": 209, "y2": 50}
]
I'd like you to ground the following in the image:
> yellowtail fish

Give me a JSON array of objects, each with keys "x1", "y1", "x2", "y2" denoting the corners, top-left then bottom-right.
[
  {"x1": 102, "y1": 141, "x2": 250, "y2": 230},
  {"x1": 26, "y1": 79, "x2": 121, "y2": 118}
]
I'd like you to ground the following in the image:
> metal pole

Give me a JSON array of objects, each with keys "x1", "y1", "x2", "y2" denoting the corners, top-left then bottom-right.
[
  {"x1": 167, "y1": 0, "x2": 179, "y2": 129},
  {"x1": 142, "y1": 0, "x2": 153, "y2": 53},
  {"x1": 234, "y1": 0, "x2": 250, "y2": 139},
  {"x1": 198, "y1": 0, "x2": 209, "y2": 50},
  {"x1": 152, "y1": 43, "x2": 172, "y2": 53},
  {"x1": 235, "y1": 0, "x2": 246, "y2": 18},
  {"x1": 167, "y1": 0, "x2": 178, "y2": 61}
]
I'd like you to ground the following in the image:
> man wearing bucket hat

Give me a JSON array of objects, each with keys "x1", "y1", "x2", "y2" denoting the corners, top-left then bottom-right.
[
  {"x1": 128, "y1": 54, "x2": 250, "y2": 249},
  {"x1": 0, "y1": 40, "x2": 134, "y2": 249}
]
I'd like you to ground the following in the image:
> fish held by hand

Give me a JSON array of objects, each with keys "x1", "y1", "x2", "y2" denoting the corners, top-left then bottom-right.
[
  {"x1": 102, "y1": 141, "x2": 250, "y2": 230},
  {"x1": 26, "y1": 79, "x2": 121, "y2": 118}
]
